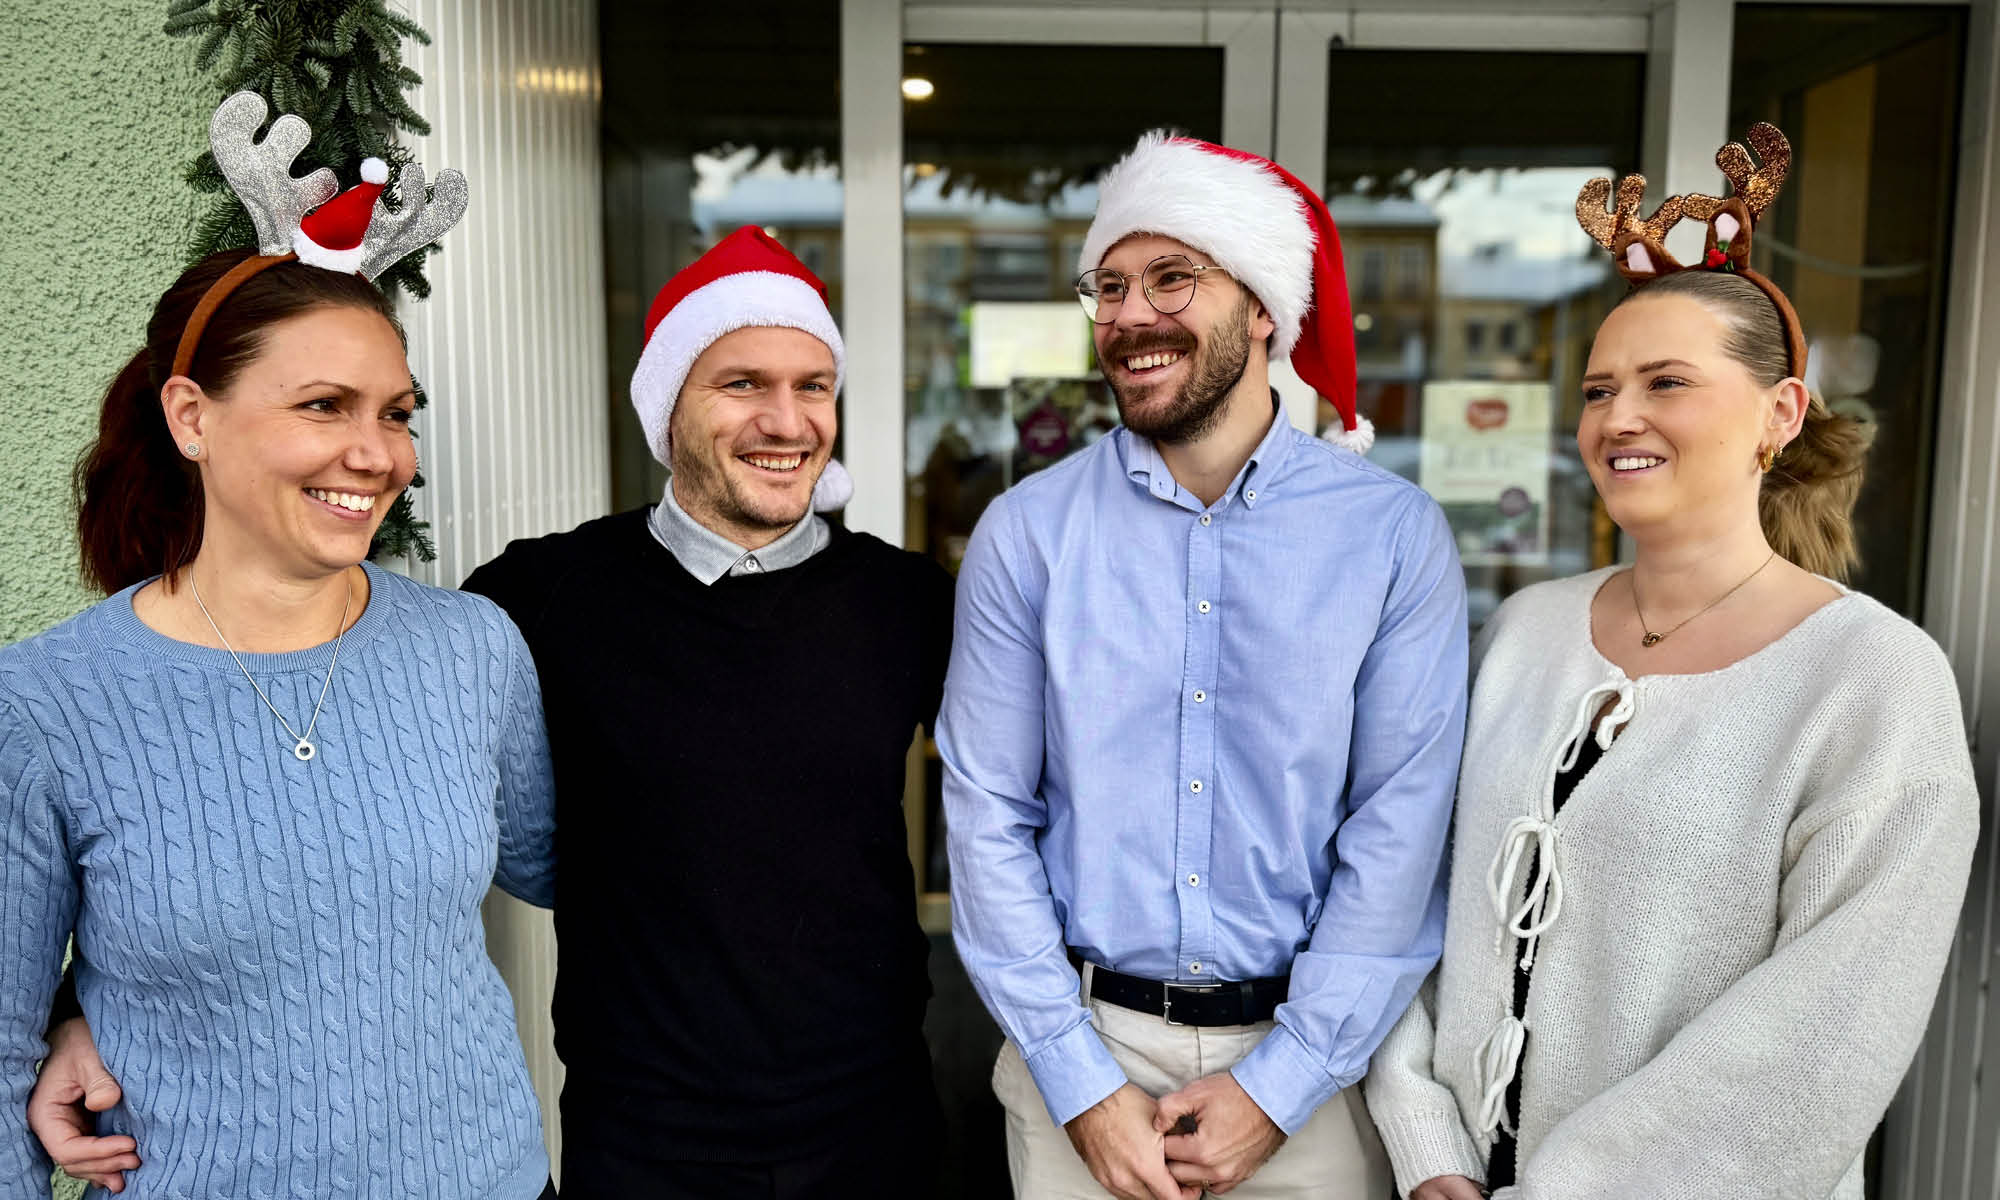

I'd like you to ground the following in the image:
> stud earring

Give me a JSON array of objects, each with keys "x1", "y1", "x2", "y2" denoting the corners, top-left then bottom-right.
[{"x1": 184, "y1": 442, "x2": 201, "y2": 458}]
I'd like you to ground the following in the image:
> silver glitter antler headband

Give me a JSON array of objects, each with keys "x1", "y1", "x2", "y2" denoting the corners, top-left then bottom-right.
[
  {"x1": 206, "y1": 89, "x2": 468, "y2": 281},
  {"x1": 172, "y1": 92, "x2": 472, "y2": 377}
]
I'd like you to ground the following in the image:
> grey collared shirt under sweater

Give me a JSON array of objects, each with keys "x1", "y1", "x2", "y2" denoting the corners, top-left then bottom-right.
[{"x1": 646, "y1": 478, "x2": 830, "y2": 584}]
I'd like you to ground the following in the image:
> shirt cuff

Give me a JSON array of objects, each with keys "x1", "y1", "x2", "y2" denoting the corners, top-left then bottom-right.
[
  {"x1": 1372, "y1": 1106, "x2": 1488, "y2": 1193},
  {"x1": 1023, "y1": 1019, "x2": 1128, "y2": 1127},
  {"x1": 1230, "y1": 1022, "x2": 1345, "y2": 1135}
]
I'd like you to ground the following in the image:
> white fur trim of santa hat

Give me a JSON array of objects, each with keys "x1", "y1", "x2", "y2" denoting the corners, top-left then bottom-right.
[
  {"x1": 1078, "y1": 131, "x2": 1316, "y2": 361},
  {"x1": 630, "y1": 270, "x2": 850, "y2": 510}
]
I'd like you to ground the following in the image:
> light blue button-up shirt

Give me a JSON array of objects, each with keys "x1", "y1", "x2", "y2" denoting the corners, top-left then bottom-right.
[{"x1": 940, "y1": 405, "x2": 1467, "y2": 1133}]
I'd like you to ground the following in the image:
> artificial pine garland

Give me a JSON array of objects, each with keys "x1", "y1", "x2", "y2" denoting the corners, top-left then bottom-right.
[{"x1": 166, "y1": 0, "x2": 440, "y2": 562}]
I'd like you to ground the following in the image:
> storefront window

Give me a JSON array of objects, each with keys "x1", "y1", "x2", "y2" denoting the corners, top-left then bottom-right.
[
  {"x1": 900, "y1": 42, "x2": 1225, "y2": 577},
  {"x1": 600, "y1": 0, "x2": 842, "y2": 511},
  {"x1": 1731, "y1": 4, "x2": 1967, "y2": 617},
  {"x1": 1324, "y1": 48, "x2": 1646, "y2": 629}
]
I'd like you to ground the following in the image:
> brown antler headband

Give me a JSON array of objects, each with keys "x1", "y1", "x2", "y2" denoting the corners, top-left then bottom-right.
[{"x1": 1576, "y1": 123, "x2": 1806, "y2": 378}]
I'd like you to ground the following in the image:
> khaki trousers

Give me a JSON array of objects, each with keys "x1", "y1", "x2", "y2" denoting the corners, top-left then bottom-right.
[{"x1": 992, "y1": 965, "x2": 1393, "y2": 1199}]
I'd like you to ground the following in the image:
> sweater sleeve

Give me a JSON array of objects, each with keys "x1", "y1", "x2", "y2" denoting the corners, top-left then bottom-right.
[
  {"x1": 1364, "y1": 976, "x2": 1489, "y2": 1190},
  {"x1": 1517, "y1": 767, "x2": 1978, "y2": 1200},
  {"x1": 0, "y1": 701, "x2": 81, "y2": 1196},
  {"x1": 490, "y1": 616, "x2": 556, "y2": 908}
]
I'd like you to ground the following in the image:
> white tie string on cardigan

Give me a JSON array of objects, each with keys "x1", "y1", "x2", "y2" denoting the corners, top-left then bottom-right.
[{"x1": 1473, "y1": 677, "x2": 1634, "y2": 1142}]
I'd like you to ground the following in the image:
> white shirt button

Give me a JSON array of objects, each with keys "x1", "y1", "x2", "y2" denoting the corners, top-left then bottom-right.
[
  {"x1": 1189, "y1": 779, "x2": 1203, "y2": 793},
  {"x1": 741, "y1": 556, "x2": 762, "y2": 573},
  {"x1": 1197, "y1": 600, "x2": 1211, "y2": 614},
  {"x1": 1193, "y1": 689, "x2": 1206, "y2": 703},
  {"x1": 1189, "y1": 961, "x2": 1203, "y2": 974},
  {"x1": 1246, "y1": 489, "x2": 1257, "y2": 502},
  {"x1": 1187, "y1": 873, "x2": 1200, "y2": 887},
  {"x1": 1199, "y1": 513, "x2": 1211, "y2": 526}
]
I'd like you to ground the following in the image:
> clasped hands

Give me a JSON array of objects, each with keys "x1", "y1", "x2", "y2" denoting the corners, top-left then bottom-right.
[{"x1": 1064, "y1": 1074, "x2": 1286, "y2": 1200}]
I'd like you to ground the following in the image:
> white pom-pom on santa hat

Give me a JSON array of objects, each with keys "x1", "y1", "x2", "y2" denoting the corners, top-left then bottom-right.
[
  {"x1": 1081, "y1": 131, "x2": 1373, "y2": 453},
  {"x1": 360, "y1": 157, "x2": 389, "y2": 185},
  {"x1": 630, "y1": 226, "x2": 852, "y2": 512}
]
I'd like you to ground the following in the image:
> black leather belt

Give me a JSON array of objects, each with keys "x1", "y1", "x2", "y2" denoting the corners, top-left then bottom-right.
[{"x1": 1072, "y1": 953, "x2": 1289, "y2": 1027}]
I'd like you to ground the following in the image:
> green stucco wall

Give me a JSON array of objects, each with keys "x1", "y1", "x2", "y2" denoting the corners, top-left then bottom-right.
[{"x1": 0, "y1": 1, "x2": 208, "y2": 646}]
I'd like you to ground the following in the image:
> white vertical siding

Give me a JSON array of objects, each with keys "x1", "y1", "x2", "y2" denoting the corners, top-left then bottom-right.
[{"x1": 397, "y1": 0, "x2": 607, "y2": 1180}]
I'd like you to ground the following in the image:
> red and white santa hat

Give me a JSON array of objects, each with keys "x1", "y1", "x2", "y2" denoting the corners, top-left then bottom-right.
[
  {"x1": 293, "y1": 157, "x2": 389, "y2": 274},
  {"x1": 631, "y1": 225, "x2": 852, "y2": 511},
  {"x1": 1080, "y1": 132, "x2": 1370, "y2": 454}
]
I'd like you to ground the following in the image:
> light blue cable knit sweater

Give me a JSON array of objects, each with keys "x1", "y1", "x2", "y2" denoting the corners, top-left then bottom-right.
[{"x1": 0, "y1": 564, "x2": 556, "y2": 1199}]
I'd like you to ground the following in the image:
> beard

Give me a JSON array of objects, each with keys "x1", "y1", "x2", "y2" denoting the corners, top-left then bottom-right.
[
  {"x1": 1103, "y1": 293, "x2": 1255, "y2": 444},
  {"x1": 669, "y1": 436, "x2": 824, "y2": 536}
]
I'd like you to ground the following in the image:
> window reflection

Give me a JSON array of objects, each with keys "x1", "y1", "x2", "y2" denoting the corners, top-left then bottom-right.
[
  {"x1": 1325, "y1": 49, "x2": 1646, "y2": 628},
  {"x1": 1731, "y1": 4, "x2": 1966, "y2": 617}
]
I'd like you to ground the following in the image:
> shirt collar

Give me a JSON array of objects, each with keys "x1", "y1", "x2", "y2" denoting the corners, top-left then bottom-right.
[
  {"x1": 1123, "y1": 391, "x2": 1296, "y2": 511},
  {"x1": 647, "y1": 479, "x2": 830, "y2": 585}
]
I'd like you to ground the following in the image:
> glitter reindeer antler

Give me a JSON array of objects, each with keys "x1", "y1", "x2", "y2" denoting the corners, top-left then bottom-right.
[
  {"x1": 357, "y1": 162, "x2": 469, "y2": 282},
  {"x1": 1575, "y1": 175, "x2": 1686, "y2": 257},
  {"x1": 208, "y1": 92, "x2": 340, "y2": 257}
]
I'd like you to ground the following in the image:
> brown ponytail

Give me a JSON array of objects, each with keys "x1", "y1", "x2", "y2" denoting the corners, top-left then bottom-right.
[
  {"x1": 1616, "y1": 269, "x2": 1872, "y2": 580},
  {"x1": 73, "y1": 250, "x2": 402, "y2": 594}
]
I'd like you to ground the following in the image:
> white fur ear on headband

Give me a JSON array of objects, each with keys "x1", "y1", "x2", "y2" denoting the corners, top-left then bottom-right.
[{"x1": 1625, "y1": 244, "x2": 1657, "y2": 275}]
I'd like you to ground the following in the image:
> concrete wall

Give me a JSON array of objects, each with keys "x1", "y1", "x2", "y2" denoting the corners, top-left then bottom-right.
[{"x1": 0, "y1": 1, "x2": 209, "y2": 646}]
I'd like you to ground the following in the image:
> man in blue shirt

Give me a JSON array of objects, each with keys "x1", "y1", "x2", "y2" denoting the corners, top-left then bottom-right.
[{"x1": 940, "y1": 132, "x2": 1468, "y2": 1200}]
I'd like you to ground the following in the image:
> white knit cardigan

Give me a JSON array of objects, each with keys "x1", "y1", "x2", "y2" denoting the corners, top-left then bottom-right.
[{"x1": 1364, "y1": 567, "x2": 1978, "y2": 1200}]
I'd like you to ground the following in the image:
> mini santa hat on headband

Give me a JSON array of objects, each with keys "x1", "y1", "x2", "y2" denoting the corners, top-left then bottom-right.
[
  {"x1": 631, "y1": 225, "x2": 852, "y2": 511},
  {"x1": 1079, "y1": 131, "x2": 1370, "y2": 454},
  {"x1": 292, "y1": 158, "x2": 389, "y2": 273}
]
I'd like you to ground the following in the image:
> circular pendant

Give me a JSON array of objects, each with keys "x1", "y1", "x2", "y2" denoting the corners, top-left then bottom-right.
[
  {"x1": 1641, "y1": 632, "x2": 1664, "y2": 647},
  {"x1": 294, "y1": 739, "x2": 316, "y2": 762}
]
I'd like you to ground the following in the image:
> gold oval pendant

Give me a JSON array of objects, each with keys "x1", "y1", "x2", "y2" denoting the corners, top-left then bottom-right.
[{"x1": 1641, "y1": 633, "x2": 1664, "y2": 647}]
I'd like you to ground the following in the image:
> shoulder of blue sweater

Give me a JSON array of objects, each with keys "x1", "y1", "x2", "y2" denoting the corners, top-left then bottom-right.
[{"x1": 0, "y1": 589, "x2": 134, "y2": 675}]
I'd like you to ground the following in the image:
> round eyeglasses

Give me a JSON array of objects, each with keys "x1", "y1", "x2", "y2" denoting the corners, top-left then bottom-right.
[{"x1": 1075, "y1": 254, "x2": 1230, "y2": 324}]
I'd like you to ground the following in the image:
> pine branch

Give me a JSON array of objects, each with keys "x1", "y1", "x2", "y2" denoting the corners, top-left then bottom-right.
[{"x1": 168, "y1": 0, "x2": 448, "y2": 561}]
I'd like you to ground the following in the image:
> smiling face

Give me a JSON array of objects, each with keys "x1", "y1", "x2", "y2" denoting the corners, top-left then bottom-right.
[
  {"x1": 1091, "y1": 234, "x2": 1273, "y2": 444},
  {"x1": 1579, "y1": 291, "x2": 1795, "y2": 540},
  {"x1": 173, "y1": 305, "x2": 417, "y2": 578},
  {"x1": 668, "y1": 325, "x2": 837, "y2": 546}
]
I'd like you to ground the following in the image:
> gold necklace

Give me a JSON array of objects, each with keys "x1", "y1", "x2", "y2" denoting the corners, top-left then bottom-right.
[{"x1": 1632, "y1": 552, "x2": 1776, "y2": 647}]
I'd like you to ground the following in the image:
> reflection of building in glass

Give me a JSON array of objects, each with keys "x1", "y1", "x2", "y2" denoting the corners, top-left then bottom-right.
[
  {"x1": 1331, "y1": 195, "x2": 1438, "y2": 437},
  {"x1": 1437, "y1": 243, "x2": 1611, "y2": 406}
]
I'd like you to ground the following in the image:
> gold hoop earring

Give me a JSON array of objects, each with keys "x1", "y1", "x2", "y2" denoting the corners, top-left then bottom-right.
[{"x1": 1758, "y1": 445, "x2": 1778, "y2": 473}]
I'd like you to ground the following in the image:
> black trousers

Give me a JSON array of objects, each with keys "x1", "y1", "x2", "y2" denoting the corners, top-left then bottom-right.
[{"x1": 558, "y1": 1082, "x2": 944, "y2": 1200}]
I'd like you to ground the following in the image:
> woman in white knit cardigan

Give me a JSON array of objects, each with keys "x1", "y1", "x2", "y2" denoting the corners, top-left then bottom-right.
[{"x1": 1364, "y1": 266, "x2": 1979, "y2": 1200}]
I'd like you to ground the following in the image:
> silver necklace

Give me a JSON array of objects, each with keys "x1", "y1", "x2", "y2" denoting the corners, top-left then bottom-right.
[
  {"x1": 189, "y1": 570, "x2": 351, "y2": 761},
  {"x1": 1631, "y1": 552, "x2": 1776, "y2": 647}
]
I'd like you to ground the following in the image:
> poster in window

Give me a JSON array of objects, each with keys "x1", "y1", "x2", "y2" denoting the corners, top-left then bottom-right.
[{"x1": 1419, "y1": 381, "x2": 1551, "y2": 565}]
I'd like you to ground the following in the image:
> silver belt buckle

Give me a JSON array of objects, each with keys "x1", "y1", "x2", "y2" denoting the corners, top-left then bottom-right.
[{"x1": 1162, "y1": 980, "x2": 1219, "y2": 1026}]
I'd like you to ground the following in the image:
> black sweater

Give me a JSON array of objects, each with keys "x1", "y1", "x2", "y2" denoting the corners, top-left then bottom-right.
[{"x1": 463, "y1": 508, "x2": 953, "y2": 1171}]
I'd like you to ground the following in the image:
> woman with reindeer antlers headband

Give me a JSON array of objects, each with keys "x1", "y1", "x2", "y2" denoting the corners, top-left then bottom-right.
[
  {"x1": 1362, "y1": 125, "x2": 1976, "y2": 1199},
  {"x1": 0, "y1": 94, "x2": 558, "y2": 1199}
]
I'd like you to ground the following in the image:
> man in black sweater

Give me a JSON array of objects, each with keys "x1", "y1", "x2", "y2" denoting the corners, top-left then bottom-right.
[
  {"x1": 463, "y1": 228, "x2": 955, "y2": 1197},
  {"x1": 31, "y1": 227, "x2": 952, "y2": 1199}
]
